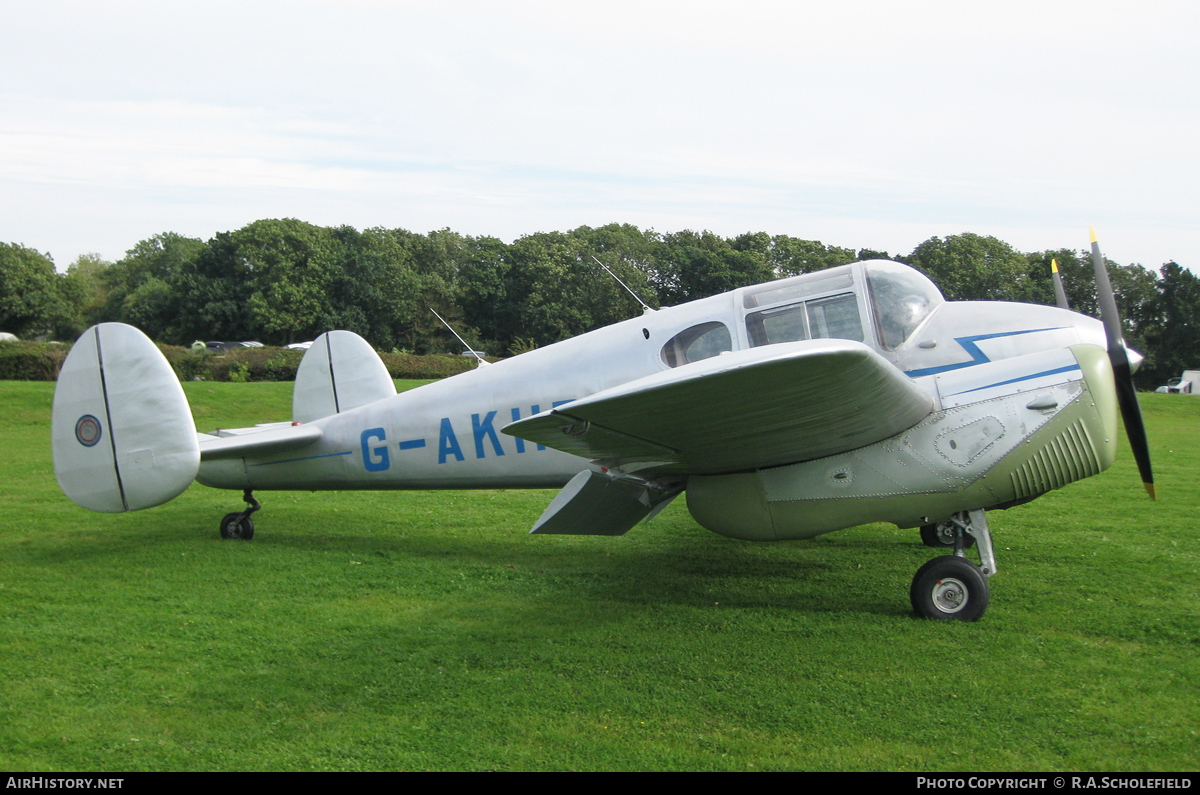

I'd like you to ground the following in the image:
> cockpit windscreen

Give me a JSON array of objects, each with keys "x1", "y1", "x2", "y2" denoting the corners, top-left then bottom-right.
[{"x1": 865, "y1": 261, "x2": 944, "y2": 350}]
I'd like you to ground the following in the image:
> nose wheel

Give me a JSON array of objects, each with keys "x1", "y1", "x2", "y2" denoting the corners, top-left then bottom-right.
[{"x1": 219, "y1": 490, "x2": 260, "y2": 540}]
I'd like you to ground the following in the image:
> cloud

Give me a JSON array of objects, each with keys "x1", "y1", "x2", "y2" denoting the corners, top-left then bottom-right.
[{"x1": 1, "y1": 1, "x2": 1198, "y2": 269}]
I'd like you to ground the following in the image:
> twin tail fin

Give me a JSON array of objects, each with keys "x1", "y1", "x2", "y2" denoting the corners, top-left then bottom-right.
[{"x1": 52, "y1": 324, "x2": 200, "y2": 512}]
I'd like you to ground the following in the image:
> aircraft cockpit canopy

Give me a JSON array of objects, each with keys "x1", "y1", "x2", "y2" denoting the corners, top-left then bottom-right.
[
  {"x1": 659, "y1": 261, "x2": 945, "y2": 368},
  {"x1": 862, "y1": 260, "x2": 944, "y2": 350}
]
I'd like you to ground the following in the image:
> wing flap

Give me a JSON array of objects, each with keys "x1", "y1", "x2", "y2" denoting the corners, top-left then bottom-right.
[
  {"x1": 530, "y1": 470, "x2": 680, "y2": 535},
  {"x1": 504, "y1": 340, "x2": 934, "y2": 474}
]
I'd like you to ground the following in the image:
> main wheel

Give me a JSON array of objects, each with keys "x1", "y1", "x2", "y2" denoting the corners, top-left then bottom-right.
[
  {"x1": 219, "y1": 512, "x2": 255, "y2": 540},
  {"x1": 920, "y1": 521, "x2": 975, "y2": 549},
  {"x1": 910, "y1": 556, "x2": 989, "y2": 621}
]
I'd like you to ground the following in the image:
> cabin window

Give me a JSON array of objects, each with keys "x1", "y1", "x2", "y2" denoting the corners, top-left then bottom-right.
[
  {"x1": 746, "y1": 293, "x2": 864, "y2": 347},
  {"x1": 807, "y1": 294, "x2": 864, "y2": 341},
  {"x1": 661, "y1": 322, "x2": 732, "y2": 367},
  {"x1": 745, "y1": 302, "x2": 808, "y2": 346}
]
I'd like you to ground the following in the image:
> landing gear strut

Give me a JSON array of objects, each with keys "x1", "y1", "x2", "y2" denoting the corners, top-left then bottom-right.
[
  {"x1": 219, "y1": 490, "x2": 260, "y2": 540},
  {"x1": 911, "y1": 508, "x2": 996, "y2": 621}
]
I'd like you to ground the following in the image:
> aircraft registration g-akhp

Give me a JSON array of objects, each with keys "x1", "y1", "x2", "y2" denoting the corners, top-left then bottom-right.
[{"x1": 51, "y1": 231, "x2": 1154, "y2": 622}]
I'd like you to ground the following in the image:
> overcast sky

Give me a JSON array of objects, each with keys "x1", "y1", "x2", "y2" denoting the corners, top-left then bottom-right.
[{"x1": 3, "y1": 1, "x2": 1198, "y2": 272}]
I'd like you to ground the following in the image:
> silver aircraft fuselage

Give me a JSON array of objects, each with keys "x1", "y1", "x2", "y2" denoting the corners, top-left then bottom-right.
[{"x1": 196, "y1": 261, "x2": 1108, "y2": 496}]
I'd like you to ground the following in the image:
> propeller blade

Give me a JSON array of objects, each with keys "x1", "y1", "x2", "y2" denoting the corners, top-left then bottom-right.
[
  {"x1": 1090, "y1": 227, "x2": 1155, "y2": 499},
  {"x1": 1051, "y1": 258, "x2": 1071, "y2": 310}
]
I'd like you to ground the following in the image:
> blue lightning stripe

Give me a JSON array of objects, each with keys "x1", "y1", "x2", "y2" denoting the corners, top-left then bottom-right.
[
  {"x1": 905, "y1": 328, "x2": 1067, "y2": 378},
  {"x1": 249, "y1": 451, "x2": 354, "y2": 467},
  {"x1": 941, "y1": 364, "x2": 1082, "y2": 397},
  {"x1": 398, "y1": 439, "x2": 426, "y2": 450}
]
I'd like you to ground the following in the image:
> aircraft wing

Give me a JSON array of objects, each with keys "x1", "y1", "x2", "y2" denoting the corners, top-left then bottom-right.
[{"x1": 503, "y1": 339, "x2": 934, "y2": 475}]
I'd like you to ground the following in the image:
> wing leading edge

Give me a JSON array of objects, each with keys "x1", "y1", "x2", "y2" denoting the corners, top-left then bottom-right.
[{"x1": 503, "y1": 339, "x2": 935, "y2": 475}]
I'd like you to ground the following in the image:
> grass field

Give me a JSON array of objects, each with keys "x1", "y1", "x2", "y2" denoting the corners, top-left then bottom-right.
[{"x1": 1, "y1": 381, "x2": 1197, "y2": 771}]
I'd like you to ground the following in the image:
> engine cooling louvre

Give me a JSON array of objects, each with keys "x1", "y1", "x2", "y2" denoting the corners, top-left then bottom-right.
[{"x1": 1010, "y1": 419, "x2": 1105, "y2": 500}]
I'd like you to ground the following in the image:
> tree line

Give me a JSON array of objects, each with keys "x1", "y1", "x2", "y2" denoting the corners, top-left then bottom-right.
[{"x1": 2, "y1": 219, "x2": 1197, "y2": 387}]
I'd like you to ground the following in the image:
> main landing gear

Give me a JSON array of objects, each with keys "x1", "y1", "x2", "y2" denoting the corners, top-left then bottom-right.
[
  {"x1": 219, "y1": 490, "x2": 260, "y2": 540},
  {"x1": 911, "y1": 509, "x2": 996, "y2": 622}
]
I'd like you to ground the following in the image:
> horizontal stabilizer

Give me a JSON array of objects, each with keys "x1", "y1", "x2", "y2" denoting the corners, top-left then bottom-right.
[
  {"x1": 52, "y1": 324, "x2": 199, "y2": 512},
  {"x1": 505, "y1": 339, "x2": 934, "y2": 474},
  {"x1": 199, "y1": 424, "x2": 324, "y2": 461},
  {"x1": 293, "y1": 330, "x2": 396, "y2": 423},
  {"x1": 531, "y1": 470, "x2": 675, "y2": 535}
]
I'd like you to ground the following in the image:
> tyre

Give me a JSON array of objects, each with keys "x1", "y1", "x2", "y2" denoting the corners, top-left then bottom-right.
[{"x1": 219, "y1": 512, "x2": 255, "y2": 540}]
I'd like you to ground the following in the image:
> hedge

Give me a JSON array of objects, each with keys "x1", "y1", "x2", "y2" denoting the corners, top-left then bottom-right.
[
  {"x1": 0, "y1": 340, "x2": 485, "y2": 382},
  {"x1": 0, "y1": 341, "x2": 70, "y2": 380}
]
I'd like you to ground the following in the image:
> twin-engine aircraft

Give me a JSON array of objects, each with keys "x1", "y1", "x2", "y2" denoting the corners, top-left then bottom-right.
[{"x1": 51, "y1": 233, "x2": 1153, "y2": 621}]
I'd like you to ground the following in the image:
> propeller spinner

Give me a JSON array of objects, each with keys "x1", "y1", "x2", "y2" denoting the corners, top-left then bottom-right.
[{"x1": 1090, "y1": 228, "x2": 1155, "y2": 499}]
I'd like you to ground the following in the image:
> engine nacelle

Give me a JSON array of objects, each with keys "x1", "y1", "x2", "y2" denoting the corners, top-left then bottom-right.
[{"x1": 687, "y1": 345, "x2": 1117, "y2": 541}]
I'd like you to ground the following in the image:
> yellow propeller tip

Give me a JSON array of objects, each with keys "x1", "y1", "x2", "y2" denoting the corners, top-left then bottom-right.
[
  {"x1": 1144, "y1": 482, "x2": 1156, "y2": 500},
  {"x1": 1051, "y1": 258, "x2": 1059, "y2": 273},
  {"x1": 1090, "y1": 225, "x2": 1097, "y2": 243}
]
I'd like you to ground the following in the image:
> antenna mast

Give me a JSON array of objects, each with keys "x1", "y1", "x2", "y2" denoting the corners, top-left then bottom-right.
[
  {"x1": 590, "y1": 255, "x2": 655, "y2": 314},
  {"x1": 430, "y1": 308, "x2": 489, "y2": 366}
]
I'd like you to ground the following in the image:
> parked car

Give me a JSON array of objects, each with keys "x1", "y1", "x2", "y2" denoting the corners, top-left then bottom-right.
[{"x1": 1155, "y1": 370, "x2": 1199, "y2": 394}]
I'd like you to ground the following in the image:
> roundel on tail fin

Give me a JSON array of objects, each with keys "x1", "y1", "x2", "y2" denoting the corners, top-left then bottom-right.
[{"x1": 52, "y1": 324, "x2": 200, "y2": 512}]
